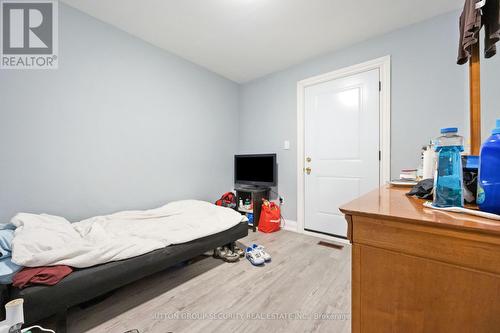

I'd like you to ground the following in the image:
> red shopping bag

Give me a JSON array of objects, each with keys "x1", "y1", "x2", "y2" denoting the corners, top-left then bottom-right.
[{"x1": 258, "y1": 201, "x2": 281, "y2": 233}]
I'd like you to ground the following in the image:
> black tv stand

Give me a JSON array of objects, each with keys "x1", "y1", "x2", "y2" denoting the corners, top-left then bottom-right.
[
  {"x1": 236, "y1": 184, "x2": 266, "y2": 190},
  {"x1": 234, "y1": 186, "x2": 270, "y2": 232}
]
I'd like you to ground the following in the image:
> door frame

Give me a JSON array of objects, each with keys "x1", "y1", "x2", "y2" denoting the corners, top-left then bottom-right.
[{"x1": 296, "y1": 55, "x2": 391, "y2": 241}]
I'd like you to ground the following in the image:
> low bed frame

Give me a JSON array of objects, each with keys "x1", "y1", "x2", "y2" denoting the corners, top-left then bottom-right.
[{"x1": 0, "y1": 221, "x2": 248, "y2": 332}]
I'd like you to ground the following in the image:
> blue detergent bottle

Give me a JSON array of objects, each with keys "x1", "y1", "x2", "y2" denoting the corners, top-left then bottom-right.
[
  {"x1": 477, "y1": 119, "x2": 500, "y2": 214},
  {"x1": 433, "y1": 128, "x2": 464, "y2": 207}
]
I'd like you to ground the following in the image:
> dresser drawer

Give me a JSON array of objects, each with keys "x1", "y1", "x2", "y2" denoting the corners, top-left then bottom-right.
[{"x1": 352, "y1": 215, "x2": 500, "y2": 276}]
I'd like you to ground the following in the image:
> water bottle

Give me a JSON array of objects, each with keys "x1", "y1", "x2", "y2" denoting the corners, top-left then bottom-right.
[
  {"x1": 433, "y1": 128, "x2": 464, "y2": 207},
  {"x1": 477, "y1": 119, "x2": 500, "y2": 214}
]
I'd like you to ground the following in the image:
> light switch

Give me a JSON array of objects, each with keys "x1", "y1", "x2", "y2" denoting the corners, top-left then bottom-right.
[{"x1": 284, "y1": 140, "x2": 290, "y2": 150}]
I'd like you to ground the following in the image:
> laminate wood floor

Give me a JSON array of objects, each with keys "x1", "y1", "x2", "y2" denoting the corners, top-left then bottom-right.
[{"x1": 66, "y1": 230, "x2": 351, "y2": 333}]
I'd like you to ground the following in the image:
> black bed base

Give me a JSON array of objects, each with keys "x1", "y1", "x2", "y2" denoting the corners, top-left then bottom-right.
[{"x1": 1, "y1": 222, "x2": 248, "y2": 332}]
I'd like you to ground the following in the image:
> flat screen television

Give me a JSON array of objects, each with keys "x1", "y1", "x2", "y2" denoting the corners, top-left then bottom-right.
[{"x1": 234, "y1": 154, "x2": 277, "y2": 187}]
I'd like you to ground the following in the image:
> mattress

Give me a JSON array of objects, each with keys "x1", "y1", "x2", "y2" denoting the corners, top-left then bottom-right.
[
  {"x1": 12, "y1": 200, "x2": 245, "y2": 268},
  {"x1": 9, "y1": 221, "x2": 248, "y2": 324}
]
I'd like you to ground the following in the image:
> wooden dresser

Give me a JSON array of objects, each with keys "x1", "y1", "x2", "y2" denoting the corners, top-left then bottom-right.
[{"x1": 339, "y1": 186, "x2": 500, "y2": 333}]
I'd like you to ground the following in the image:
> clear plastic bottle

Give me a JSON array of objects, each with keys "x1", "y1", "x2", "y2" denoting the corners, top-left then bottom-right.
[{"x1": 433, "y1": 128, "x2": 464, "y2": 207}]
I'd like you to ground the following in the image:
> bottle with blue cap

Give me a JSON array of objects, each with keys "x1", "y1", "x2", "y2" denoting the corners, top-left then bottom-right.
[
  {"x1": 433, "y1": 127, "x2": 464, "y2": 207},
  {"x1": 477, "y1": 119, "x2": 500, "y2": 214}
]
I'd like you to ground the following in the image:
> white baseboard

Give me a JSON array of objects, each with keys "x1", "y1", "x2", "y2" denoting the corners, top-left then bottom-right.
[
  {"x1": 281, "y1": 218, "x2": 349, "y2": 245},
  {"x1": 281, "y1": 219, "x2": 298, "y2": 232}
]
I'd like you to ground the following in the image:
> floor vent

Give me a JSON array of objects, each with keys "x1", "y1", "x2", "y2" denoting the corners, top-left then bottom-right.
[{"x1": 318, "y1": 241, "x2": 344, "y2": 250}]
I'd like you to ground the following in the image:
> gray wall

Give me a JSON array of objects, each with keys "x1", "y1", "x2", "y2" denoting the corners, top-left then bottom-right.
[
  {"x1": 238, "y1": 10, "x2": 500, "y2": 221},
  {"x1": 482, "y1": 34, "x2": 500, "y2": 140},
  {"x1": 1, "y1": 7, "x2": 498, "y2": 224},
  {"x1": 0, "y1": 4, "x2": 239, "y2": 222}
]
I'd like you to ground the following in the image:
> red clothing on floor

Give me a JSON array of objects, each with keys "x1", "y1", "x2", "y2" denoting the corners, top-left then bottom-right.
[{"x1": 12, "y1": 265, "x2": 73, "y2": 289}]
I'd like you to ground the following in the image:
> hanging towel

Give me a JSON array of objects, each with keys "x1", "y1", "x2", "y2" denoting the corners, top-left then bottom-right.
[
  {"x1": 458, "y1": 0, "x2": 500, "y2": 64},
  {"x1": 12, "y1": 265, "x2": 73, "y2": 289},
  {"x1": 483, "y1": 0, "x2": 500, "y2": 58}
]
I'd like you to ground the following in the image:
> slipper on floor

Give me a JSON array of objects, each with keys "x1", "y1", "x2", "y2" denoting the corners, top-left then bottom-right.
[
  {"x1": 245, "y1": 247, "x2": 265, "y2": 266},
  {"x1": 214, "y1": 246, "x2": 240, "y2": 263},
  {"x1": 252, "y1": 244, "x2": 271, "y2": 262},
  {"x1": 233, "y1": 246, "x2": 245, "y2": 258}
]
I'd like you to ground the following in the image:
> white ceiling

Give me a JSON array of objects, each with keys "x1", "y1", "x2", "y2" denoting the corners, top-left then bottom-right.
[{"x1": 62, "y1": 0, "x2": 463, "y2": 83}]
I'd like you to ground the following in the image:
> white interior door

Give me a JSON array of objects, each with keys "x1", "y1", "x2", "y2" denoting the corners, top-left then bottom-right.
[{"x1": 304, "y1": 69, "x2": 380, "y2": 238}]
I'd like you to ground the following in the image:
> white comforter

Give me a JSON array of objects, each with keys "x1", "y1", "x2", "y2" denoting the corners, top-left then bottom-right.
[{"x1": 10, "y1": 200, "x2": 244, "y2": 268}]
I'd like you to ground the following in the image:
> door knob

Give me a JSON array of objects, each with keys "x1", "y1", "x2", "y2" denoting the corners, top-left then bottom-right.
[
  {"x1": 306, "y1": 157, "x2": 312, "y2": 163},
  {"x1": 305, "y1": 167, "x2": 312, "y2": 175}
]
